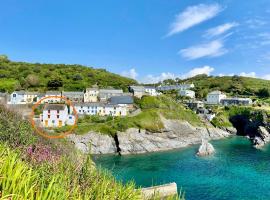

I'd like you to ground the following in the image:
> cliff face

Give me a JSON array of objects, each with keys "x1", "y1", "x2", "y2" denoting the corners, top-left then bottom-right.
[{"x1": 67, "y1": 117, "x2": 233, "y2": 155}]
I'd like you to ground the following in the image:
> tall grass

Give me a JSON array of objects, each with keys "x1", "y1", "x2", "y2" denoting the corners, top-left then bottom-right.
[{"x1": 0, "y1": 144, "x2": 143, "y2": 200}]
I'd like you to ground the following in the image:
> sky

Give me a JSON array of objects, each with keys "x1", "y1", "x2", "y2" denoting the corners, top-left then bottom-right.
[{"x1": 1, "y1": 0, "x2": 270, "y2": 83}]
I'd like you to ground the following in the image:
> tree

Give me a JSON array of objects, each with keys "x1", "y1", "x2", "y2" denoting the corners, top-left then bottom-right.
[
  {"x1": 72, "y1": 74, "x2": 83, "y2": 81},
  {"x1": 0, "y1": 55, "x2": 9, "y2": 62},
  {"x1": 257, "y1": 88, "x2": 270, "y2": 98},
  {"x1": 26, "y1": 74, "x2": 40, "y2": 87},
  {"x1": 47, "y1": 78, "x2": 63, "y2": 89}
]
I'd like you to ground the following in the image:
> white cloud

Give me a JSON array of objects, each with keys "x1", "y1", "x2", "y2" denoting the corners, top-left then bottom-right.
[
  {"x1": 167, "y1": 3, "x2": 222, "y2": 36},
  {"x1": 140, "y1": 66, "x2": 214, "y2": 83},
  {"x1": 246, "y1": 19, "x2": 267, "y2": 29},
  {"x1": 239, "y1": 72, "x2": 256, "y2": 78},
  {"x1": 205, "y1": 22, "x2": 239, "y2": 37},
  {"x1": 179, "y1": 40, "x2": 227, "y2": 60},
  {"x1": 262, "y1": 74, "x2": 270, "y2": 80},
  {"x1": 183, "y1": 66, "x2": 214, "y2": 78},
  {"x1": 121, "y1": 68, "x2": 138, "y2": 79}
]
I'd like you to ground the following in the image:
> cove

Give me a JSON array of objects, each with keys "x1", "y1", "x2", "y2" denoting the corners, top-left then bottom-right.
[{"x1": 93, "y1": 137, "x2": 270, "y2": 200}]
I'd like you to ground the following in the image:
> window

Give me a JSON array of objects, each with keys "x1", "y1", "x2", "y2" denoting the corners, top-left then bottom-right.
[
  {"x1": 69, "y1": 116, "x2": 72, "y2": 119},
  {"x1": 57, "y1": 115, "x2": 59, "y2": 119},
  {"x1": 48, "y1": 110, "x2": 50, "y2": 113},
  {"x1": 13, "y1": 94, "x2": 16, "y2": 97},
  {"x1": 57, "y1": 110, "x2": 59, "y2": 114},
  {"x1": 52, "y1": 120, "x2": 55, "y2": 124},
  {"x1": 48, "y1": 115, "x2": 50, "y2": 119}
]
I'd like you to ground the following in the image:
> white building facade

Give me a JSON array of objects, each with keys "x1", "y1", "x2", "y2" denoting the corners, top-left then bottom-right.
[
  {"x1": 179, "y1": 90, "x2": 195, "y2": 99},
  {"x1": 206, "y1": 91, "x2": 227, "y2": 104}
]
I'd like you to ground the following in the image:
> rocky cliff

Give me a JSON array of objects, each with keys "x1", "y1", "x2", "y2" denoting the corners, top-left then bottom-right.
[{"x1": 67, "y1": 117, "x2": 233, "y2": 155}]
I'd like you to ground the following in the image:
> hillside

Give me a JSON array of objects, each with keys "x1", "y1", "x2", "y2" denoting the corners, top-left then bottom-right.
[
  {"x1": 163, "y1": 74, "x2": 270, "y2": 98},
  {"x1": 0, "y1": 55, "x2": 137, "y2": 92}
]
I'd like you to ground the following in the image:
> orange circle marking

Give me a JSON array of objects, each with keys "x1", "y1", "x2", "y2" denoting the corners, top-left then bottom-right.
[{"x1": 30, "y1": 95, "x2": 78, "y2": 139}]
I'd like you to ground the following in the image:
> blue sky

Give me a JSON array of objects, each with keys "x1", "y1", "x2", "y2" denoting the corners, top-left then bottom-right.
[{"x1": 1, "y1": 0, "x2": 270, "y2": 83}]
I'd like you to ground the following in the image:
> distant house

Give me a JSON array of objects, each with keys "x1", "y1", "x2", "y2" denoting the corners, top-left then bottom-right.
[
  {"x1": 187, "y1": 100, "x2": 204, "y2": 110},
  {"x1": 129, "y1": 86, "x2": 145, "y2": 98},
  {"x1": 74, "y1": 102, "x2": 127, "y2": 116},
  {"x1": 157, "y1": 83, "x2": 194, "y2": 92},
  {"x1": 24, "y1": 92, "x2": 39, "y2": 104},
  {"x1": 109, "y1": 95, "x2": 134, "y2": 110},
  {"x1": 206, "y1": 91, "x2": 227, "y2": 104},
  {"x1": 221, "y1": 97, "x2": 252, "y2": 106},
  {"x1": 44, "y1": 91, "x2": 62, "y2": 103},
  {"x1": 8, "y1": 91, "x2": 26, "y2": 104},
  {"x1": 144, "y1": 86, "x2": 159, "y2": 96},
  {"x1": 40, "y1": 104, "x2": 75, "y2": 127},
  {"x1": 84, "y1": 85, "x2": 99, "y2": 102},
  {"x1": 99, "y1": 89, "x2": 123, "y2": 102},
  {"x1": 179, "y1": 90, "x2": 195, "y2": 99},
  {"x1": 62, "y1": 91, "x2": 84, "y2": 102}
]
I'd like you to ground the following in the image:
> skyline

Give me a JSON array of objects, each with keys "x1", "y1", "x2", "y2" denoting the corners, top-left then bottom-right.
[{"x1": 1, "y1": 0, "x2": 270, "y2": 83}]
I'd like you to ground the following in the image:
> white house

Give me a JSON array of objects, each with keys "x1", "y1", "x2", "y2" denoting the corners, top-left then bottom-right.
[
  {"x1": 74, "y1": 102, "x2": 127, "y2": 117},
  {"x1": 84, "y1": 85, "x2": 99, "y2": 102},
  {"x1": 8, "y1": 91, "x2": 26, "y2": 104},
  {"x1": 40, "y1": 104, "x2": 75, "y2": 127},
  {"x1": 221, "y1": 97, "x2": 252, "y2": 106},
  {"x1": 129, "y1": 86, "x2": 145, "y2": 98},
  {"x1": 206, "y1": 91, "x2": 227, "y2": 104},
  {"x1": 179, "y1": 90, "x2": 195, "y2": 99},
  {"x1": 144, "y1": 86, "x2": 159, "y2": 96}
]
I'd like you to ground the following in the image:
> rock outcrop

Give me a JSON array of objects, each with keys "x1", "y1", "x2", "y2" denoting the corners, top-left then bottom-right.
[
  {"x1": 67, "y1": 132, "x2": 117, "y2": 154},
  {"x1": 197, "y1": 140, "x2": 215, "y2": 156},
  {"x1": 67, "y1": 118, "x2": 232, "y2": 155},
  {"x1": 253, "y1": 126, "x2": 270, "y2": 149}
]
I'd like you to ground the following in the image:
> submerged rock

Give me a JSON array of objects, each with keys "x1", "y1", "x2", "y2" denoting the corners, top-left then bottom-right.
[{"x1": 197, "y1": 140, "x2": 215, "y2": 156}]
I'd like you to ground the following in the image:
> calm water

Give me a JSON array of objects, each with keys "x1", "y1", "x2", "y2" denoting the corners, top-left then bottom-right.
[{"x1": 93, "y1": 137, "x2": 270, "y2": 200}]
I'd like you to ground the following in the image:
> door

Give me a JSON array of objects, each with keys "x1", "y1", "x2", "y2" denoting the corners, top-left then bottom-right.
[
  {"x1": 45, "y1": 120, "x2": 48, "y2": 127},
  {"x1": 58, "y1": 120, "x2": 62, "y2": 127}
]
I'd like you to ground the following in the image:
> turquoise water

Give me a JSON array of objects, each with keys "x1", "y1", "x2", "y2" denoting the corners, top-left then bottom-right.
[{"x1": 93, "y1": 137, "x2": 270, "y2": 200}]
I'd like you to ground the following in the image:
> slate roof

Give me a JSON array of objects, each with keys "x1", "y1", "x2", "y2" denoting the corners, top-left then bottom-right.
[
  {"x1": 99, "y1": 89, "x2": 123, "y2": 94},
  {"x1": 44, "y1": 104, "x2": 66, "y2": 111},
  {"x1": 45, "y1": 91, "x2": 61, "y2": 95},
  {"x1": 109, "y1": 96, "x2": 134, "y2": 104},
  {"x1": 62, "y1": 91, "x2": 84, "y2": 96}
]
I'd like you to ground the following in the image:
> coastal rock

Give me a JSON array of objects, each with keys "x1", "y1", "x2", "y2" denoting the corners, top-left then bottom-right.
[
  {"x1": 197, "y1": 140, "x2": 215, "y2": 156},
  {"x1": 253, "y1": 126, "x2": 270, "y2": 149},
  {"x1": 68, "y1": 118, "x2": 232, "y2": 155},
  {"x1": 67, "y1": 132, "x2": 117, "y2": 154}
]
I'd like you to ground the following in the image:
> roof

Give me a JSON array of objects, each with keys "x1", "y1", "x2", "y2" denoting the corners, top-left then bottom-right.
[
  {"x1": 222, "y1": 97, "x2": 252, "y2": 101},
  {"x1": 86, "y1": 87, "x2": 99, "y2": 91},
  {"x1": 44, "y1": 104, "x2": 66, "y2": 111},
  {"x1": 12, "y1": 91, "x2": 26, "y2": 95},
  {"x1": 99, "y1": 89, "x2": 123, "y2": 94},
  {"x1": 109, "y1": 96, "x2": 134, "y2": 104},
  {"x1": 46, "y1": 91, "x2": 61, "y2": 95},
  {"x1": 144, "y1": 86, "x2": 156, "y2": 90}
]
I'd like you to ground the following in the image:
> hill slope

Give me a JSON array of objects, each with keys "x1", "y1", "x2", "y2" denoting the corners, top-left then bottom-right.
[
  {"x1": 0, "y1": 56, "x2": 137, "y2": 92},
  {"x1": 170, "y1": 74, "x2": 270, "y2": 98}
]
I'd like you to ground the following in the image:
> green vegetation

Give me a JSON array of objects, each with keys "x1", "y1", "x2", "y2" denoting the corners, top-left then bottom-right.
[
  {"x1": 0, "y1": 56, "x2": 137, "y2": 92},
  {"x1": 161, "y1": 74, "x2": 270, "y2": 98},
  {"x1": 0, "y1": 105, "x2": 182, "y2": 200},
  {"x1": 76, "y1": 96, "x2": 203, "y2": 135},
  {"x1": 211, "y1": 106, "x2": 269, "y2": 128}
]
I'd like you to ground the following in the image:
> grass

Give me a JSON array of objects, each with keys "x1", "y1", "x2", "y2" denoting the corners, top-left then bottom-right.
[
  {"x1": 0, "y1": 144, "x2": 143, "y2": 200},
  {"x1": 75, "y1": 95, "x2": 203, "y2": 135}
]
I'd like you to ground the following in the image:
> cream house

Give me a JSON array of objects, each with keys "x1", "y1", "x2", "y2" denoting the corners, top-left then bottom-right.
[
  {"x1": 179, "y1": 90, "x2": 195, "y2": 99},
  {"x1": 84, "y1": 86, "x2": 99, "y2": 102}
]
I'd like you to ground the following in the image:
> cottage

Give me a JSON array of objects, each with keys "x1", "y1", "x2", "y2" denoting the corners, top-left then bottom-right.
[
  {"x1": 179, "y1": 90, "x2": 195, "y2": 99},
  {"x1": 44, "y1": 91, "x2": 62, "y2": 103},
  {"x1": 74, "y1": 102, "x2": 100, "y2": 115},
  {"x1": 24, "y1": 92, "x2": 39, "y2": 103},
  {"x1": 84, "y1": 86, "x2": 99, "y2": 102},
  {"x1": 74, "y1": 102, "x2": 127, "y2": 117},
  {"x1": 129, "y1": 86, "x2": 145, "y2": 98},
  {"x1": 99, "y1": 89, "x2": 123, "y2": 102},
  {"x1": 206, "y1": 91, "x2": 227, "y2": 104},
  {"x1": 8, "y1": 91, "x2": 26, "y2": 104},
  {"x1": 221, "y1": 97, "x2": 252, "y2": 106},
  {"x1": 62, "y1": 91, "x2": 84, "y2": 102},
  {"x1": 187, "y1": 100, "x2": 204, "y2": 110},
  {"x1": 144, "y1": 86, "x2": 159, "y2": 96},
  {"x1": 40, "y1": 104, "x2": 75, "y2": 127},
  {"x1": 109, "y1": 95, "x2": 134, "y2": 110}
]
